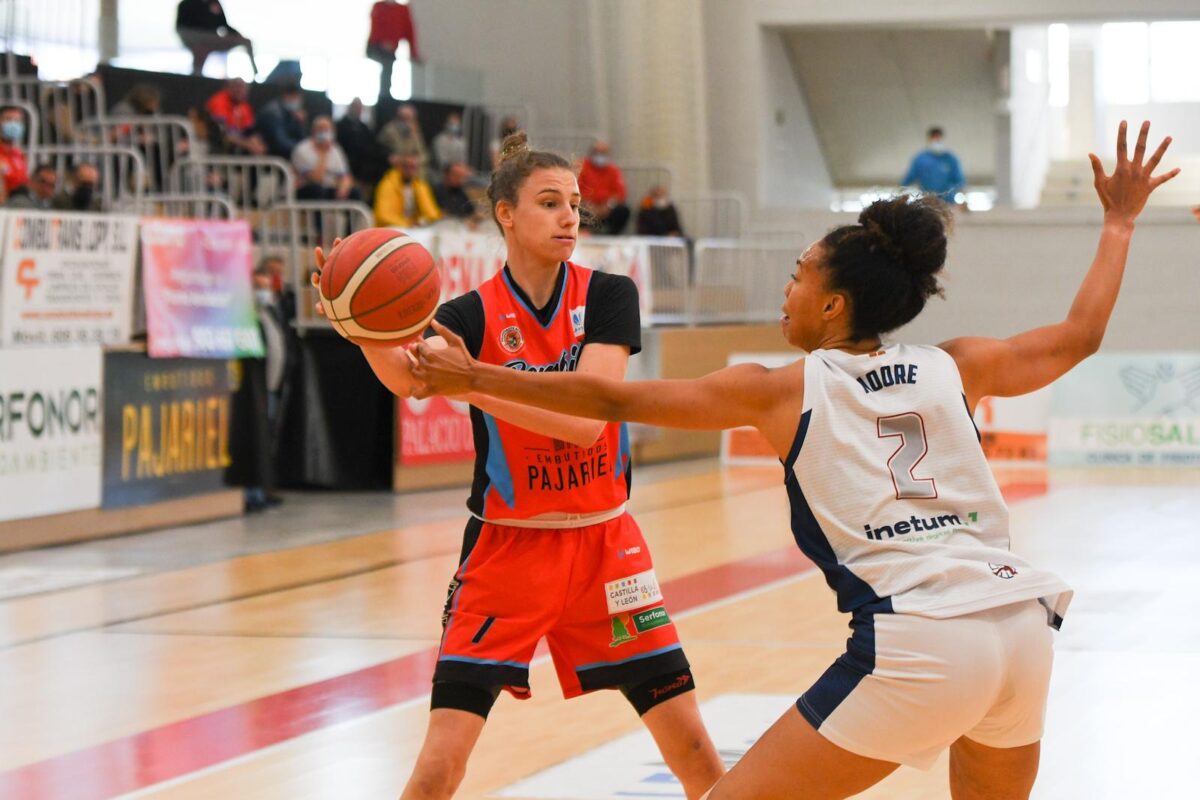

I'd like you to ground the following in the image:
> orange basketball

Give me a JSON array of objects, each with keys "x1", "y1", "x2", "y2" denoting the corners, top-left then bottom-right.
[{"x1": 318, "y1": 228, "x2": 441, "y2": 345}]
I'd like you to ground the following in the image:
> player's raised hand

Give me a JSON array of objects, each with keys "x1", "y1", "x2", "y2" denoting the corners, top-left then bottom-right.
[
  {"x1": 310, "y1": 237, "x2": 343, "y2": 319},
  {"x1": 411, "y1": 320, "x2": 476, "y2": 397},
  {"x1": 1089, "y1": 120, "x2": 1180, "y2": 223}
]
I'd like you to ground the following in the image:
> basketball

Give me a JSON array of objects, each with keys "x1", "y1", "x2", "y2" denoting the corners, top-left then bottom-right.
[{"x1": 318, "y1": 228, "x2": 441, "y2": 345}]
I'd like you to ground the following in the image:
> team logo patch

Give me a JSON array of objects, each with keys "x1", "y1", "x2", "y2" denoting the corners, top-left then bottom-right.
[
  {"x1": 570, "y1": 305, "x2": 586, "y2": 336},
  {"x1": 608, "y1": 606, "x2": 672, "y2": 647},
  {"x1": 605, "y1": 569, "x2": 663, "y2": 614},
  {"x1": 989, "y1": 562, "x2": 1018, "y2": 579},
  {"x1": 500, "y1": 325, "x2": 524, "y2": 353},
  {"x1": 609, "y1": 615, "x2": 638, "y2": 647}
]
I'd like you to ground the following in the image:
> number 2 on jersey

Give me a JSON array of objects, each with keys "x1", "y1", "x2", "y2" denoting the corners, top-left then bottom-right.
[{"x1": 877, "y1": 412, "x2": 938, "y2": 499}]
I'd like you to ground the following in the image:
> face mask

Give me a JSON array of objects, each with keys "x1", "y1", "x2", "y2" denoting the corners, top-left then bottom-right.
[
  {"x1": 929, "y1": 140, "x2": 948, "y2": 154},
  {"x1": 283, "y1": 97, "x2": 302, "y2": 112},
  {"x1": 590, "y1": 154, "x2": 609, "y2": 168},
  {"x1": 74, "y1": 183, "x2": 95, "y2": 205},
  {"x1": 654, "y1": 198, "x2": 669, "y2": 209},
  {"x1": 446, "y1": 123, "x2": 461, "y2": 135},
  {"x1": 254, "y1": 288, "x2": 275, "y2": 307},
  {"x1": 1, "y1": 120, "x2": 24, "y2": 141},
  {"x1": 315, "y1": 130, "x2": 334, "y2": 144}
]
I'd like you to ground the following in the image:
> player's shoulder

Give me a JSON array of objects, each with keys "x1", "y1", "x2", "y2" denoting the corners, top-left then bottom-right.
[{"x1": 578, "y1": 266, "x2": 638, "y2": 302}]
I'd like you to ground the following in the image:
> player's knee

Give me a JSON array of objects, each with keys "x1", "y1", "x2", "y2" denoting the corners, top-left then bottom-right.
[
  {"x1": 621, "y1": 667, "x2": 696, "y2": 716},
  {"x1": 407, "y1": 754, "x2": 467, "y2": 799}
]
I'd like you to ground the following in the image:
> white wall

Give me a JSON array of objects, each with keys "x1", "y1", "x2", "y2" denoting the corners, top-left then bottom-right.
[
  {"x1": 760, "y1": 29, "x2": 833, "y2": 208},
  {"x1": 754, "y1": 0, "x2": 1200, "y2": 26},
  {"x1": 1009, "y1": 27, "x2": 1053, "y2": 208}
]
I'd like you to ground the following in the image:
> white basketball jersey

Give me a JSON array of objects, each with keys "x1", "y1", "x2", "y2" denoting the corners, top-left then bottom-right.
[{"x1": 787, "y1": 344, "x2": 1072, "y2": 626}]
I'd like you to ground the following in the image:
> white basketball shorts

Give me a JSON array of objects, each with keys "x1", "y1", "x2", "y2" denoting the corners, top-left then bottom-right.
[{"x1": 796, "y1": 599, "x2": 1055, "y2": 769}]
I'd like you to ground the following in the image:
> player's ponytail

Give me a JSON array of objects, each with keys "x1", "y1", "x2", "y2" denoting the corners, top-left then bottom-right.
[
  {"x1": 820, "y1": 195, "x2": 949, "y2": 339},
  {"x1": 487, "y1": 132, "x2": 572, "y2": 232}
]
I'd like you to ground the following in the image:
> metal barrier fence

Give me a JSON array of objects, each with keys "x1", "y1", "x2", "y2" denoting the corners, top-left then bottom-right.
[
  {"x1": 118, "y1": 193, "x2": 237, "y2": 220},
  {"x1": 3, "y1": 98, "x2": 39, "y2": 165},
  {"x1": 0, "y1": 77, "x2": 105, "y2": 145},
  {"x1": 79, "y1": 115, "x2": 194, "y2": 192},
  {"x1": 35, "y1": 143, "x2": 146, "y2": 209},
  {"x1": 533, "y1": 128, "x2": 601, "y2": 161},
  {"x1": 690, "y1": 239, "x2": 795, "y2": 324},
  {"x1": 170, "y1": 155, "x2": 295, "y2": 215},
  {"x1": 263, "y1": 201, "x2": 375, "y2": 331},
  {"x1": 675, "y1": 192, "x2": 748, "y2": 240}
]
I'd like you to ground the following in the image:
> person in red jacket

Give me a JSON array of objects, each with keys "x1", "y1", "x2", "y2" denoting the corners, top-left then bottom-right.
[
  {"x1": 367, "y1": 0, "x2": 421, "y2": 102},
  {"x1": 578, "y1": 139, "x2": 631, "y2": 235}
]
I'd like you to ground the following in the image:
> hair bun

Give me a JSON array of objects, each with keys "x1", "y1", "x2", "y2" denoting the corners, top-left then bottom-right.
[
  {"x1": 498, "y1": 131, "x2": 530, "y2": 165},
  {"x1": 857, "y1": 195, "x2": 950, "y2": 281}
]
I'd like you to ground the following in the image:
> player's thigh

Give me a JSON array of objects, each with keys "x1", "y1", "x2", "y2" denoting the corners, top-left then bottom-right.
[
  {"x1": 949, "y1": 736, "x2": 1040, "y2": 800},
  {"x1": 706, "y1": 705, "x2": 898, "y2": 800}
]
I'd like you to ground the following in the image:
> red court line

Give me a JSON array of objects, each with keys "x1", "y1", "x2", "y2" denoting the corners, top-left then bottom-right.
[
  {"x1": 0, "y1": 480, "x2": 1042, "y2": 799},
  {"x1": 0, "y1": 548, "x2": 815, "y2": 800}
]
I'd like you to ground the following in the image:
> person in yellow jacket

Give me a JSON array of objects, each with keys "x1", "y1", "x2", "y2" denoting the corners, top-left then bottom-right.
[{"x1": 374, "y1": 154, "x2": 442, "y2": 227}]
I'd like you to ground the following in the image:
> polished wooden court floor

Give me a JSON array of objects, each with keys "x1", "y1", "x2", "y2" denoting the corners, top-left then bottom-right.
[{"x1": 0, "y1": 460, "x2": 1196, "y2": 799}]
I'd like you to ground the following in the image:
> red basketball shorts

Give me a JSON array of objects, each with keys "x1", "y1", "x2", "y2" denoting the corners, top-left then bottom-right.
[{"x1": 433, "y1": 512, "x2": 689, "y2": 699}]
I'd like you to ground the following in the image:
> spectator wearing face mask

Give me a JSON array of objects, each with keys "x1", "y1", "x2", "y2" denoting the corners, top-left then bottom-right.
[
  {"x1": 53, "y1": 163, "x2": 103, "y2": 212},
  {"x1": 432, "y1": 112, "x2": 466, "y2": 172},
  {"x1": 433, "y1": 161, "x2": 477, "y2": 220},
  {"x1": 7, "y1": 163, "x2": 55, "y2": 209},
  {"x1": 636, "y1": 185, "x2": 685, "y2": 238},
  {"x1": 377, "y1": 103, "x2": 429, "y2": 177},
  {"x1": 256, "y1": 82, "x2": 307, "y2": 160},
  {"x1": 578, "y1": 139, "x2": 630, "y2": 236},
  {"x1": 0, "y1": 107, "x2": 30, "y2": 203},
  {"x1": 489, "y1": 115, "x2": 521, "y2": 170},
  {"x1": 902, "y1": 126, "x2": 966, "y2": 204},
  {"x1": 292, "y1": 115, "x2": 359, "y2": 201},
  {"x1": 337, "y1": 98, "x2": 390, "y2": 190}
]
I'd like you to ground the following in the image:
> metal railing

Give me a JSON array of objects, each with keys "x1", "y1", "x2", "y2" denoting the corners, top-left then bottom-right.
[
  {"x1": 35, "y1": 143, "x2": 146, "y2": 209},
  {"x1": 1, "y1": 98, "x2": 39, "y2": 164},
  {"x1": 79, "y1": 115, "x2": 194, "y2": 192},
  {"x1": 690, "y1": 239, "x2": 795, "y2": 324},
  {"x1": 170, "y1": 155, "x2": 295, "y2": 215},
  {"x1": 674, "y1": 192, "x2": 748, "y2": 240},
  {"x1": 119, "y1": 192, "x2": 237, "y2": 220},
  {"x1": 533, "y1": 128, "x2": 601, "y2": 161},
  {"x1": 0, "y1": 77, "x2": 105, "y2": 145},
  {"x1": 645, "y1": 237, "x2": 690, "y2": 325}
]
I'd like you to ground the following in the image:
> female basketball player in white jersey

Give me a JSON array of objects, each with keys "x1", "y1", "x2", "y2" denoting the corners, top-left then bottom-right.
[{"x1": 411, "y1": 121, "x2": 1178, "y2": 798}]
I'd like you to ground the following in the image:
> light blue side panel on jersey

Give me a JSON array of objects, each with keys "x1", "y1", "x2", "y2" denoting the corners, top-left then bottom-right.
[
  {"x1": 615, "y1": 422, "x2": 631, "y2": 479},
  {"x1": 482, "y1": 412, "x2": 516, "y2": 508}
]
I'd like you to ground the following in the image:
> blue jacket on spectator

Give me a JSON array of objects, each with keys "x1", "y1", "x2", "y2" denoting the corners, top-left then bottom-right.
[
  {"x1": 902, "y1": 150, "x2": 965, "y2": 203},
  {"x1": 256, "y1": 99, "x2": 305, "y2": 159}
]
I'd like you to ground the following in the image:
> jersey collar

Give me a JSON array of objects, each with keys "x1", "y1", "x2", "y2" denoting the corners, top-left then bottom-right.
[{"x1": 502, "y1": 263, "x2": 567, "y2": 329}]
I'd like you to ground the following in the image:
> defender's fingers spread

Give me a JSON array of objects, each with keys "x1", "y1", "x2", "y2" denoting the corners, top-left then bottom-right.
[
  {"x1": 1145, "y1": 136, "x2": 1172, "y2": 172},
  {"x1": 1152, "y1": 167, "x2": 1182, "y2": 188},
  {"x1": 1117, "y1": 120, "x2": 1129, "y2": 163},
  {"x1": 1133, "y1": 121, "x2": 1150, "y2": 165}
]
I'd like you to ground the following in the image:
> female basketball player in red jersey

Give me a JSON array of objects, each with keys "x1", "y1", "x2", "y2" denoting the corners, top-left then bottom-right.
[
  {"x1": 313, "y1": 132, "x2": 724, "y2": 799},
  {"x1": 411, "y1": 121, "x2": 1178, "y2": 799}
]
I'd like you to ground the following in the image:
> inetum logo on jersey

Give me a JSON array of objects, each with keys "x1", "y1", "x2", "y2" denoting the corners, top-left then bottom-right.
[
  {"x1": 570, "y1": 305, "x2": 586, "y2": 336},
  {"x1": 862, "y1": 512, "x2": 967, "y2": 541}
]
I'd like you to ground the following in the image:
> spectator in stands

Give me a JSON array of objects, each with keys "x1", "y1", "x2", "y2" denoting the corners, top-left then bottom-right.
[
  {"x1": 111, "y1": 83, "x2": 161, "y2": 118},
  {"x1": 377, "y1": 103, "x2": 429, "y2": 177},
  {"x1": 902, "y1": 126, "x2": 966, "y2": 204},
  {"x1": 256, "y1": 82, "x2": 306, "y2": 159},
  {"x1": 578, "y1": 139, "x2": 630, "y2": 235},
  {"x1": 52, "y1": 163, "x2": 103, "y2": 212},
  {"x1": 234, "y1": 263, "x2": 284, "y2": 513},
  {"x1": 636, "y1": 185, "x2": 685, "y2": 238},
  {"x1": 206, "y1": 78, "x2": 265, "y2": 156},
  {"x1": 6, "y1": 163, "x2": 55, "y2": 209},
  {"x1": 367, "y1": 0, "x2": 420, "y2": 102},
  {"x1": 292, "y1": 116, "x2": 358, "y2": 202},
  {"x1": 434, "y1": 161, "x2": 478, "y2": 221},
  {"x1": 432, "y1": 112, "x2": 466, "y2": 171},
  {"x1": 489, "y1": 115, "x2": 521, "y2": 170},
  {"x1": 336, "y1": 98, "x2": 389, "y2": 193},
  {"x1": 374, "y1": 154, "x2": 441, "y2": 227},
  {"x1": 0, "y1": 107, "x2": 30, "y2": 203},
  {"x1": 176, "y1": 0, "x2": 258, "y2": 77}
]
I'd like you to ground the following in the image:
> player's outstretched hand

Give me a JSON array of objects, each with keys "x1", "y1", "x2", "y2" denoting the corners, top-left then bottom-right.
[
  {"x1": 1089, "y1": 120, "x2": 1180, "y2": 223},
  {"x1": 310, "y1": 238, "x2": 343, "y2": 319},
  {"x1": 411, "y1": 321, "x2": 476, "y2": 397}
]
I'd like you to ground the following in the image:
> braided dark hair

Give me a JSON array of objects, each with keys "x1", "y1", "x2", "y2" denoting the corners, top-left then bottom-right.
[{"x1": 820, "y1": 195, "x2": 950, "y2": 339}]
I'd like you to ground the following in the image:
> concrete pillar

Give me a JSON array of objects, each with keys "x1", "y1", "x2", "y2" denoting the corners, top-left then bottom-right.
[{"x1": 99, "y1": 0, "x2": 119, "y2": 64}]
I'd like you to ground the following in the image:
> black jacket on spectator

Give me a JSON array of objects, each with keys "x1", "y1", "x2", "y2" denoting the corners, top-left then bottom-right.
[
  {"x1": 176, "y1": 0, "x2": 234, "y2": 33},
  {"x1": 336, "y1": 115, "x2": 389, "y2": 185},
  {"x1": 256, "y1": 100, "x2": 305, "y2": 159},
  {"x1": 434, "y1": 183, "x2": 474, "y2": 219},
  {"x1": 637, "y1": 204, "x2": 685, "y2": 237}
]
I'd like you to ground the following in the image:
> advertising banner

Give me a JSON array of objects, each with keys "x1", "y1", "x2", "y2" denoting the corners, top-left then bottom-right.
[
  {"x1": 397, "y1": 395, "x2": 474, "y2": 466},
  {"x1": 0, "y1": 347, "x2": 103, "y2": 522},
  {"x1": 141, "y1": 218, "x2": 264, "y2": 358},
  {"x1": 101, "y1": 351, "x2": 236, "y2": 508},
  {"x1": 1049, "y1": 352, "x2": 1200, "y2": 467},
  {"x1": 0, "y1": 211, "x2": 137, "y2": 347},
  {"x1": 573, "y1": 237, "x2": 654, "y2": 320},
  {"x1": 974, "y1": 388, "x2": 1051, "y2": 462}
]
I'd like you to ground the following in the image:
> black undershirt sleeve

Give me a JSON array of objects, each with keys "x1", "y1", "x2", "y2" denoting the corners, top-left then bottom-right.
[
  {"x1": 583, "y1": 272, "x2": 642, "y2": 355},
  {"x1": 426, "y1": 291, "x2": 485, "y2": 358}
]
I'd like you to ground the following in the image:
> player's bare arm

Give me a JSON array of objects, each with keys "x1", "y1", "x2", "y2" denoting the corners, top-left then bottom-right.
[
  {"x1": 414, "y1": 321, "x2": 806, "y2": 458},
  {"x1": 942, "y1": 120, "x2": 1179, "y2": 411}
]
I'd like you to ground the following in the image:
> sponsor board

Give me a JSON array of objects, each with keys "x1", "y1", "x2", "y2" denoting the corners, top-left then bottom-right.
[
  {"x1": 141, "y1": 218, "x2": 263, "y2": 358},
  {"x1": 0, "y1": 211, "x2": 137, "y2": 347},
  {"x1": 0, "y1": 347, "x2": 104, "y2": 522},
  {"x1": 101, "y1": 351, "x2": 235, "y2": 508},
  {"x1": 495, "y1": 693, "x2": 790, "y2": 798},
  {"x1": 605, "y1": 568, "x2": 663, "y2": 614},
  {"x1": 1049, "y1": 353, "x2": 1200, "y2": 466},
  {"x1": 720, "y1": 353, "x2": 801, "y2": 465},
  {"x1": 975, "y1": 387, "x2": 1051, "y2": 462},
  {"x1": 573, "y1": 237, "x2": 654, "y2": 320},
  {"x1": 397, "y1": 395, "x2": 474, "y2": 466}
]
